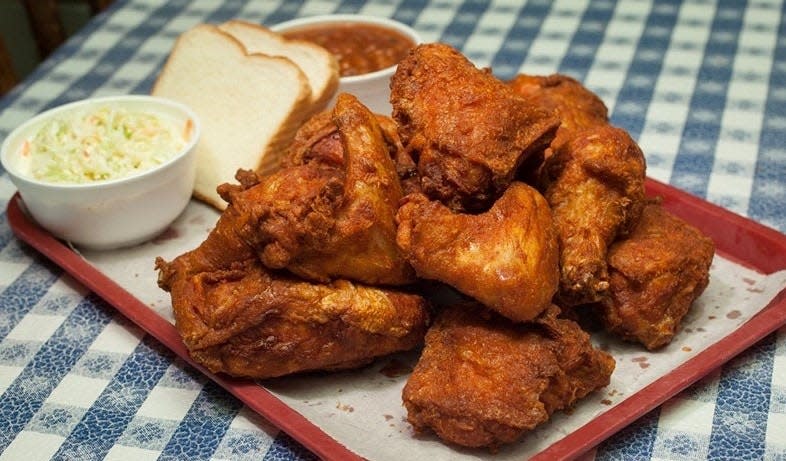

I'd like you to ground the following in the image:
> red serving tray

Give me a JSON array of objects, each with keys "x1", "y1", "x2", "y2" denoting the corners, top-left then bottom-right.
[{"x1": 7, "y1": 177, "x2": 786, "y2": 461}]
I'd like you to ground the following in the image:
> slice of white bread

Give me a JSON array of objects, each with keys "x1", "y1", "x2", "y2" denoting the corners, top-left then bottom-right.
[
  {"x1": 219, "y1": 19, "x2": 339, "y2": 111},
  {"x1": 152, "y1": 23, "x2": 312, "y2": 210}
]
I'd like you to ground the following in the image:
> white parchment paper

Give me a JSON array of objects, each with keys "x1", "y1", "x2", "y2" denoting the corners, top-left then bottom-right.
[{"x1": 80, "y1": 200, "x2": 786, "y2": 460}]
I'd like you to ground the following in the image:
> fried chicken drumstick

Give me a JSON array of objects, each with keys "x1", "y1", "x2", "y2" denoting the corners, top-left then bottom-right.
[
  {"x1": 542, "y1": 125, "x2": 647, "y2": 306},
  {"x1": 403, "y1": 304, "x2": 615, "y2": 449},
  {"x1": 391, "y1": 43, "x2": 559, "y2": 212},
  {"x1": 508, "y1": 73, "x2": 647, "y2": 306},
  {"x1": 396, "y1": 181, "x2": 559, "y2": 322}
]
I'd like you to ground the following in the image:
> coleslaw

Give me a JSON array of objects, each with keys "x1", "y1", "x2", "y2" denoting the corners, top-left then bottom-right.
[{"x1": 21, "y1": 105, "x2": 191, "y2": 184}]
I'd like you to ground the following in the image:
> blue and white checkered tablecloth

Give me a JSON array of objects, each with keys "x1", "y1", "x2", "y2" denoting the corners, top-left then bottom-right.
[{"x1": 1, "y1": 0, "x2": 785, "y2": 459}]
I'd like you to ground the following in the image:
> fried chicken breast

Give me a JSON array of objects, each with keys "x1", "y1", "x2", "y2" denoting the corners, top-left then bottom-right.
[
  {"x1": 214, "y1": 93, "x2": 415, "y2": 286},
  {"x1": 160, "y1": 257, "x2": 429, "y2": 379}
]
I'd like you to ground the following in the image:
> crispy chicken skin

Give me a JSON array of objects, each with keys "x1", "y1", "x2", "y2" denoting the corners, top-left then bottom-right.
[
  {"x1": 281, "y1": 110, "x2": 345, "y2": 169},
  {"x1": 542, "y1": 125, "x2": 647, "y2": 306},
  {"x1": 598, "y1": 200, "x2": 715, "y2": 350},
  {"x1": 160, "y1": 257, "x2": 429, "y2": 379},
  {"x1": 214, "y1": 93, "x2": 415, "y2": 286},
  {"x1": 390, "y1": 43, "x2": 559, "y2": 212},
  {"x1": 508, "y1": 73, "x2": 608, "y2": 155},
  {"x1": 281, "y1": 105, "x2": 412, "y2": 181},
  {"x1": 156, "y1": 168, "x2": 285, "y2": 284},
  {"x1": 396, "y1": 181, "x2": 559, "y2": 322},
  {"x1": 155, "y1": 95, "x2": 429, "y2": 379},
  {"x1": 402, "y1": 304, "x2": 615, "y2": 449}
]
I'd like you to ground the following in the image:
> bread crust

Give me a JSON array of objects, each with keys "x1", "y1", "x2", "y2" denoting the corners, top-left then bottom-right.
[
  {"x1": 219, "y1": 19, "x2": 340, "y2": 111},
  {"x1": 152, "y1": 23, "x2": 315, "y2": 209}
]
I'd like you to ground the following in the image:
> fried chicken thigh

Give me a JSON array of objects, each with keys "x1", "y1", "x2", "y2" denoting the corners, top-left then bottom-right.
[
  {"x1": 396, "y1": 181, "x2": 559, "y2": 322},
  {"x1": 160, "y1": 257, "x2": 429, "y2": 379},
  {"x1": 403, "y1": 304, "x2": 615, "y2": 449},
  {"x1": 391, "y1": 43, "x2": 559, "y2": 212},
  {"x1": 542, "y1": 125, "x2": 647, "y2": 306},
  {"x1": 598, "y1": 200, "x2": 715, "y2": 350}
]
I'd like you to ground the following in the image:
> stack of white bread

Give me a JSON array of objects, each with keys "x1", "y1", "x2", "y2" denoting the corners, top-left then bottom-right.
[{"x1": 153, "y1": 20, "x2": 339, "y2": 210}]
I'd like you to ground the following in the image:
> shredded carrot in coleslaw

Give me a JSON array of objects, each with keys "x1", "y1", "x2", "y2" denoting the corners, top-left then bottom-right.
[{"x1": 26, "y1": 106, "x2": 189, "y2": 183}]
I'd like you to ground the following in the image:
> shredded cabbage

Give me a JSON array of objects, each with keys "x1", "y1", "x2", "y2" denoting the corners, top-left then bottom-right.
[{"x1": 24, "y1": 105, "x2": 189, "y2": 184}]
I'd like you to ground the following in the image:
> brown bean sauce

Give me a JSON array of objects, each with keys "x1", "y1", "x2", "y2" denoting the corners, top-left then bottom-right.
[{"x1": 282, "y1": 22, "x2": 416, "y2": 77}]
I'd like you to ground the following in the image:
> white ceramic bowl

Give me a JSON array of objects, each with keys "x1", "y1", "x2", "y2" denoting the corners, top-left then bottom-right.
[
  {"x1": 1, "y1": 95, "x2": 200, "y2": 250},
  {"x1": 271, "y1": 14, "x2": 422, "y2": 115}
]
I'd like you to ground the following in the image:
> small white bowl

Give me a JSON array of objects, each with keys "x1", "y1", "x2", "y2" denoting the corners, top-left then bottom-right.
[
  {"x1": 1, "y1": 95, "x2": 200, "y2": 250},
  {"x1": 271, "y1": 14, "x2": 422, "y2": 115}
]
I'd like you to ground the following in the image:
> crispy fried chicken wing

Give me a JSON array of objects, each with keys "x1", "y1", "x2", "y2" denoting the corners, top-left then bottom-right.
[
  {"x1": 543, "y1": 125, "x2": 647, "y2": 306},
  {"x1": 598, "y1": 200, "x2": 715, "y2": 350},
  {"x1": 159, "y1": 256, "x2": 429, "y2": 379},
  {"x1": 396, "y1": 181, "x2": 559, "y2": 322},
  {"x1": 402, "y1": 304, "x2": 615, "y2": 449},
  {"x1": 390, "y1": 43, "x2": 559, "y2": 212}
]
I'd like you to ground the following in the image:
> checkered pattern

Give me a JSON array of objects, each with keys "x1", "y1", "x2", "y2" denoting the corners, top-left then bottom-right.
[{"x1": 1, "y1": 0, "x2": 785, "y2": 459}]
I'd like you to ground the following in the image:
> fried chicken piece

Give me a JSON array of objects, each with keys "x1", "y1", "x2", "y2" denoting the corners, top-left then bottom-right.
[
  {"x1": 508, "y1": 73, "x2": 608, "y2": 155},
  {"x1": 598, "y1": 200, "x2": 715, "y2": 350},
  {"x1": 543, "y1": 125, "x2": 647, "y2": 306},
  {"x1": 391, "y1": 43, "x2": 559, "y2": 212},
  {"x1": 156, "y1": 168, "x2": 296, "y2": 287},
  {"x1": 396, "y1": 181, "x2": 559, "y2": 322},
  {"x1": 214, "y1": 93, "x2": 414, "y2": 286},
  {"x1": 154, "y1": 94, "x2": 428, "y2": 378},
  {"x1": 402, "y1": 304, "x2": 615, "y2": 449},
  {"x1": 282, "y1": 105, "x2": 421, "y2": 196},
  {"x1": 159, "y1": 257, "x2": 429, "y2": 379},
  {"x1": 155, "y1": 165, "x2": 334, "y2": 296},
  {"x1": 281, "y1": 110, "x2": 345, "y2": 169}
]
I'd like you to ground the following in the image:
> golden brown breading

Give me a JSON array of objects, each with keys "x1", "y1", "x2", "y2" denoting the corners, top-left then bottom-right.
[
  {"x1": 155, "y1": 95, "x2": 429, "y2": 380},
  {"x1": 156, "y1": 167, "x2": 306, "y2": 288},
  {"x1": 396, "y1": 181, "x2": 559, "y2": 322},
  {"x1": 281, "y1": 109, "x2": 345, "y2": 169},
  {"x1": 214, "y1": 93, "x2": 416, "y2": 286},
  {"x1": 161, "y1": 257, "x2": 429, "y2": 379},
  {"x1": 281, "y1": 105, "x2": 413, "y2": 184},
  {"x1": 390, "y1": 43, "x2": 559, "y2": 212},
  {"x1": 508, "y1": 73, "x2": 608, "y2": 155},
  {"x1": 598, "y1": 200, "x2": 715, "y2": 350},
  {"x1": 402, "y1": 304, "x2": 615, "y2": 449},
  {"x1": 542, "y1": 125, "x2": 647, "y2": 306}
]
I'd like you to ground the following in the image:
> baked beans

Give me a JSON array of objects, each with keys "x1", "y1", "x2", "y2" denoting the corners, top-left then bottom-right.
[{"x1": 283, "y1": 22, "x2": 416, "y2": 77}]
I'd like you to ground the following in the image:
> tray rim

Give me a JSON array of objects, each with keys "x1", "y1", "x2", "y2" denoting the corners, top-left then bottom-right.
[{"x1": 6, "y1": 177, "x2": 786, "y2": 461}]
